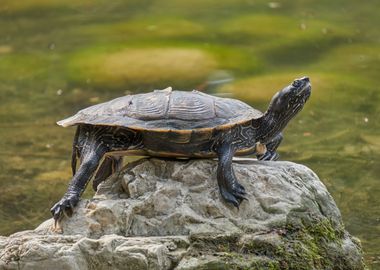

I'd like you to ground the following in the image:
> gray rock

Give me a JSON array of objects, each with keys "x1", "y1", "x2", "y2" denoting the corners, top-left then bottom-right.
[{"x1": 0, "y1": 158, "x2": 366, "y2": 270}]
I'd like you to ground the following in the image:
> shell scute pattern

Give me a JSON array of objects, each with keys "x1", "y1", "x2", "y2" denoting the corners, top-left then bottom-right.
[
  {"x1": 127, "y1": 92, "x2": 169, "y2": 120},
  {"x1": 167, "y1": 91, "x2": 215, "y2": 120}
]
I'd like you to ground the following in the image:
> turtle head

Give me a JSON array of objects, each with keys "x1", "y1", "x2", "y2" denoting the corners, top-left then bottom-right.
[
  {"x1": 258, "y1": 77, "x2": 311, "y2": 143},
  {"x1": 268, "y1": 76, "x2": 311, "y2": 115}
]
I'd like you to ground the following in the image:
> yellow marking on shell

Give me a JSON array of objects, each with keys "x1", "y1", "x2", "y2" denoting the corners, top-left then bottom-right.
[
  {"x1": 105, "y1": 149, "x2": 147, "y2": 156},
  {"x1": 106, "y1": 149, "x2": 217, "y2": 158},
  {"x1": 191, "y1": 129, "x2": 212, "y2": 141},
  {"x1": 107, "y1": 145, "x2": 257, "y2": 159},
  {"x1": 82, "y1": 119, "x2": 252, "y2": 134},
  {"x1": 167, "y1": 130, "x2": 192, "y2": 143},
  {"x1": 255, "y1": 142, "x2": 267, "y2": 155}
]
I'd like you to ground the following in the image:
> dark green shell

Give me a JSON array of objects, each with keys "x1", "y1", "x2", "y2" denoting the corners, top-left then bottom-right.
[{"x1": 57, "y1": 87, "x2": 263, "y2": 131}]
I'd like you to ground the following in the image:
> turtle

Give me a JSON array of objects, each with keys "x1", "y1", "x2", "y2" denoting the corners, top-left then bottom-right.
[{"x1": 51, "y1": 76, "x2": 311, "y2": 221}]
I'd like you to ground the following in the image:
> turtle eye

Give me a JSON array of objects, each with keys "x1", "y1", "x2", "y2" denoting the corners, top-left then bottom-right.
[{"x1": 292, "y1": 80, "x2": 301, "y2": 87}]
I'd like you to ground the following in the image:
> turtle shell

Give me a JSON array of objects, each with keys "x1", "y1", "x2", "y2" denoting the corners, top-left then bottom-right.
[{"x1": 57, "y1": 87, "x2": 263, "y2": 131}]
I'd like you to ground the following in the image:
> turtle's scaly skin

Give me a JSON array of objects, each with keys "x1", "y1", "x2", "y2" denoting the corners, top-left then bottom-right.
[{"x1": 51, "y1": 77, "x2": 311, "y2": 221}]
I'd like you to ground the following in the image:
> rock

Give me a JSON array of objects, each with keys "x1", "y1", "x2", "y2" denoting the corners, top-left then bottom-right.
[{"x1": 0, "y1": 158, "x2": 366, "y2": 270}]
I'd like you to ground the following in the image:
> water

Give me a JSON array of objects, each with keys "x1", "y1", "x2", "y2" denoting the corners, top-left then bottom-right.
[{"x1": 0, "y1": 0, "x2": 379, "y2": 267}]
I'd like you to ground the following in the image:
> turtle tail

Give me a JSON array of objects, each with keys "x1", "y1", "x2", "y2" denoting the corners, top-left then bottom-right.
[{"x1": 92, "y1": 156, "x2": 123, "y2": 191}]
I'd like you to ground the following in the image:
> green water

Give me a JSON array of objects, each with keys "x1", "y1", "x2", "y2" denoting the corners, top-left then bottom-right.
[{"x1": 0, "y1": 0, "x2": 379, "y2": 267}]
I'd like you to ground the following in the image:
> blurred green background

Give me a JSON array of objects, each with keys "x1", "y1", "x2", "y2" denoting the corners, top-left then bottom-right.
[{"x1": 0, "y1": 0, "x2": 379, "y2": 267}]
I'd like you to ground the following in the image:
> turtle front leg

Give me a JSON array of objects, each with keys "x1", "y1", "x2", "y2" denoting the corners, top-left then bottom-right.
[
  {"x1": 257, "y1": 132, "x2": 283, "y2": 161},
  {"x1": 216, "y1": 141, "x2": 247, "y2": 208}
]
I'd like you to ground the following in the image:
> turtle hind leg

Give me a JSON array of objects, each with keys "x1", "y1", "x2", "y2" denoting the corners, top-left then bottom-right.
[
  {"x1": 92, "y1": 156, "x2": 123, "y2": 191},
  {"x1": 71, "y1": 126, "x2": 80, "y2": 176},
  {"x1": 51, "y1": 147, "x2": 106, "y2": 221},
  {"x1": 51, "y1": 126, "x2": 109, "y2": 222},
  {"x1": 216, "y1": 141, "x2": 247, "y2": 208},
  {"x1": 257, "y1": 132, "x2": 283, "y2": 161}
]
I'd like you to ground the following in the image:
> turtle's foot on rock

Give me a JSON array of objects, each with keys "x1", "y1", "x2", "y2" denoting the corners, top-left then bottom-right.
[
  {"x1": 220, "y1": 182, "x2": 247, "y2": 208},
  {"x1": 50, "y1": 193, "x2": 79, "y2": 223},
  {"x1": 258, "y1": 151, "x2": 279, "y2": 161}
]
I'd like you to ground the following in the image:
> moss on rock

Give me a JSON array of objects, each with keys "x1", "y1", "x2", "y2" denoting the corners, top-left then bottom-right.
[{"x1": 182, "y1": 217, "x2": 365, "y2": 270}]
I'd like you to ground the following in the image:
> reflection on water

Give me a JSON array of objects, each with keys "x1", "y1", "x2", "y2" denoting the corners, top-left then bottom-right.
[{"x1": 0, "y1": 0, "x2": 379, "y2": 267}]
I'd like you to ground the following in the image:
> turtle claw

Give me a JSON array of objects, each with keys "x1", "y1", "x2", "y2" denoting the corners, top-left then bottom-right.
[
  {"x1": 220, "y1": 183, "x2": 248, "y2": 209},
  {"x1": 220, "y1": 187, "x2": 240, "y2": 208},
  {"x1": 236, "y1": 185, "x2": 247, "y2": 195},
  {"x1": 235, "y1": 182, "x2": 246, "y2": 193},
  {"x1": 258, "y1": 151, "x2": 279, "y2": 161},
  {"x1": 50, "y1": 193, "x2": 79, "y2": 222}
]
